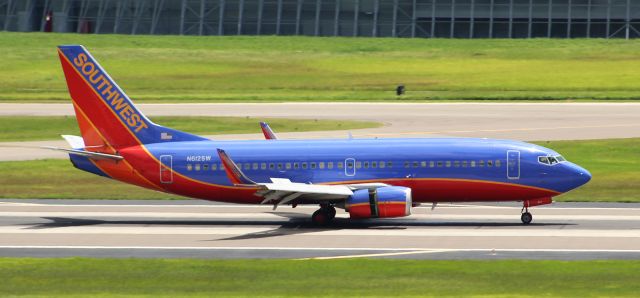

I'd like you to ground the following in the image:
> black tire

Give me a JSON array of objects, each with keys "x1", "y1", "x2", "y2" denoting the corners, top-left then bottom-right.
[
  {"x1": 312, "y1": 209, "x2": 329, "y2": 225},
  {"x1": 521, "y1": 212, "x2": 533, "y2": 225}
]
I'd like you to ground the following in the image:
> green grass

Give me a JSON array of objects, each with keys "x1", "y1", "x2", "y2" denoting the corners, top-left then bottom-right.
[
  {"x1": 0, "y1": 138, "x2": 637, "y2": 202},
  {"x1": 2, "y1": 32, "x2": 640, "y2": 102},
  {"x1": 0, "y1": 116, "x2": 380, "y2": 142},
  {"x1": 0, "y1": 258, "x2": 638, "y2": 297}
]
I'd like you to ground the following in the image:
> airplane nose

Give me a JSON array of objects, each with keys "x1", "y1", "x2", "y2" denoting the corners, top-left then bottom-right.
[{"x1": 570, "y1": 163, "x2": 592, "y2": 188}]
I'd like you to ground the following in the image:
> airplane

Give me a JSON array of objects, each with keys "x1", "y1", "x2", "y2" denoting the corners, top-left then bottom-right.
[{"x1": 52, "y1": 45, "x2": 591, "y2": 225}]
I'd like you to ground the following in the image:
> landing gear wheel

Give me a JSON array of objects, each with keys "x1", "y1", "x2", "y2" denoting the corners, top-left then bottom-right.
[
  {"x1": 521, "y1": 212, "x2": 533, "y2": 225},
  {"x1": 326, "y1": 206, "x2": 336, "y2": 220},
  {"x1": 311, "y1": 209, "x2": 330, "y2": 226}
]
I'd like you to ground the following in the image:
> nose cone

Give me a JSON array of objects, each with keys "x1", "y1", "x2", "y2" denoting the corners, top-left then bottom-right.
[{"x1": 568, "y1": 162, "x2": 592, "y2": 190}]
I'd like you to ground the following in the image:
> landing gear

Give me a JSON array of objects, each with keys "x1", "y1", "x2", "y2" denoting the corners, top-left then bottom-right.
[
  {"x1": 520, "y1": 206, "x2": 533, "y2": 225},
  {"x1": 311, "y1": 205, "x2": 336, "y2": 225}
]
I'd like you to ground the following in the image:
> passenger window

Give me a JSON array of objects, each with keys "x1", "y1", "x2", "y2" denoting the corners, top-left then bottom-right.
[
  {"x1": 462, "y1": 161, "x2": 468, "y2": 168},
  {"x1": 244, "y1": 163, "x2": 250, "y2": 170},
  {"x1": 195, "y1": 164, "x2": 201, "y2": 171},
  {"x1": 328, "y1": 162, "x2": 334, "y2": 169},
  {"x1": 470, "y1": 161, "x2": 476, "y2": 168},
  {"x1": 445, "y1": 161, "x2": 451, "y2": 168},
  {"x1": 187, "y1": 164, "x2": 193, "y2": 171},
  {"x1": 286, "y1": 163, "x2": 292, "y2": 170},
  {"x1": 294, "y1": 163, "x2": 299, "y2": 169},
  {"x1": 386, "y1": 162, "x2": 393, "y2": 168},
  {"x1": 278, "y1": 163, "x2": 283, "y2": 170},
  {"x1": 319, "y1": 162, "x2": 325, "y2": 169},
  {"x1": 372, "y1": 161, "x2": 377, "y2": 168},
  {"x1": 429, "y1": 161, "x2": 435, "y2": 168},
  {"x1": 346, "y1": 162, "x2": 353, "y2": 169},
  {"x1": 356, "y1": 162, "x2": 362, "y2": 169},
  {"x1": 413, "y1": 161, "x2": 419, "y2": 168},
  {"x1": 236, "y1": 163, "x2": 241, "y2": 169},
  {"x1": 302, "y1": 163, "x2": 308, "y2": 169},
  {"x1": 310, "y1": 162, "x2": 316, "y2": 169},
  {"x1": 379, "y1": 161, "x2": 385, "y2": 169},
  {"x1": 404, "y1": 161, "x2": 410, "y2": 168},
  {"x1": 212, "y1": 163, "x2": 217, "y2": 170},
  {"x1": 252, "y1": 163, "x2": 258, "y2": 170},
  {"x1": 454, "y1": 161, "x2": 460, "y2": 168},
  {"x1": 203, "y1": 164, "x2": 209, "y2": 171},
  {"x1": 487, "y1": 160, "x2": 493, "y2": 167},
  {"x1": 364, "y1": 162, "x2": 369, "y2": 169},
  {"x1": 220, "y1": 164, "x2": 225, "y2": 171},
  {"x1": 421, "y1": 161, "x2": 427, "y2": 168},
  {"x1": 479, "y1": 160, "x2": 485, "y2": 167},
  {"x1": 269, "y1": 163, "x2": 275, "y2": 170},
  {"x1": 261, "y1": 163, "x2": 267, "y2": 170},
  {"x1": 437, "y1": 161, "x2": 443, "y2": 168},
  {"x1": 495, "y1": 160, "x2": 501, "y2": 167}
]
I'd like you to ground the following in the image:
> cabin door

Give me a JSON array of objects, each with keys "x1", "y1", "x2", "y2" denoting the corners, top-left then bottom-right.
[
  {"x1": 507, "y1": 150, "x2": 520, "y2": 180},
  {"x1": 345, "y1": 158, "x2": 356, "y2": 177},
  {"x1": 160, "y1": 155, "x2": 173, "y2": 184}
]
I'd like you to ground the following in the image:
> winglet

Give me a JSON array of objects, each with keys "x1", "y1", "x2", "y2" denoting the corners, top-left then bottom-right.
[
  {"x1": 216, "y1": 148, "x2": 257, "y2": 185},
  {"x1": 260, "y1": 122, "x2": 278, "y2": 140}
]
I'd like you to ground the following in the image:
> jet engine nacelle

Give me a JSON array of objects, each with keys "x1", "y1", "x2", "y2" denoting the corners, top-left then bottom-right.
[{"x1": 346, "y1": 186, "x2": 412, "y2": 219}]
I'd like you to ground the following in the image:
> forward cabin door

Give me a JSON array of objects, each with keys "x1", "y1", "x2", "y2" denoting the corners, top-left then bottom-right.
[
  {"x1": 160, "y1": 155, "x2": 173, "y2": 184},
  {"x1": 507, "y1": 150, "x2": 520, "y2": 180}
]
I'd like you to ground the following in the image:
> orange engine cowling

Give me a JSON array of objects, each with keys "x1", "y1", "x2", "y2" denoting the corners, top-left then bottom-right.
[{"x1": 346, "y1": 186, "x2": 412, "y2": 219}]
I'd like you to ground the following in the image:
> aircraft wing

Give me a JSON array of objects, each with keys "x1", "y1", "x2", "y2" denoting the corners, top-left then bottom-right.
[{"x1": 216, "y1": 149, "x2": 388, "y2": 209}]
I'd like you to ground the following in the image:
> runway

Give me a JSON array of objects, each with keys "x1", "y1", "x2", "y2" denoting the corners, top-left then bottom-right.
[
  {"x1": 2, "y1": 102, "x2": 640, "y2": 161},
  {"x1": 1, "y1": 199, "x2": 639, "y2": 260}
]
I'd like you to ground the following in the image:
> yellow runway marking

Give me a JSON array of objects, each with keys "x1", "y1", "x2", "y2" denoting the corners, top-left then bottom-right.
[{"x1": 298, "y1": 249, "x2": 448, "y2": 260}]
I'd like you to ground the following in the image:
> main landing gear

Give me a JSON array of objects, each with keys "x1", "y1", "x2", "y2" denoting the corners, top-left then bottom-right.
[
  {"x1": 520, "y1": 206, "x2": 533, "y2": 225},
  {"x1": 311, "y1": 205, "x2": 336, "y2": 225}
]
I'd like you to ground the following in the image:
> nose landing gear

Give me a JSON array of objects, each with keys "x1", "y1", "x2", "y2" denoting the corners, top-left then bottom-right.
[
  {"x1": 520, "y1": 206, "x2": 533, "y2": 225},
  {"x1": 311, "y1": 205, "x2": 336, "y2": 225}
]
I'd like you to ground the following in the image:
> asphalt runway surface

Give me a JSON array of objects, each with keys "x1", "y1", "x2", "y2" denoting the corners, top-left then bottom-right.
[
  {"x1": 1, "y1": 102, "x2": 640, "y2": 161},
  {"x1": 1, "y1": 199, "x2": 639, "y2": 260}
]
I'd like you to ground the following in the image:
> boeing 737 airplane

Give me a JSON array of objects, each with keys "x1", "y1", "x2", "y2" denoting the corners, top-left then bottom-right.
[{"x1": 52, "y1": 45, "x2": 591, "y2": 225}]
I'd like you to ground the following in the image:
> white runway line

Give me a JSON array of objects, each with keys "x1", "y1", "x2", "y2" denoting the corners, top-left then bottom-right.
[
  {"x1": 1, "y1": 245, "x2": 640, "y2": 253},
  {"x1": 0, "y1": 226, "x2": 638, "y2": 238},
  {"x1": 2, "y1": 211, "x2": 640, "y2": 221}
]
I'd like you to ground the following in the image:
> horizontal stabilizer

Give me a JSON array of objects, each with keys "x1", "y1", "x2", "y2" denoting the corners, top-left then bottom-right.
[{"x1": 41, "y1": 146, "x2": 123, "y2": 161}]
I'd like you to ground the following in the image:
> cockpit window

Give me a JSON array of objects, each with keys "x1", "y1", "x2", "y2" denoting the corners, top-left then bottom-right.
[{"x1": 538, "y1": 155, "x2": 566, "y2": 165}]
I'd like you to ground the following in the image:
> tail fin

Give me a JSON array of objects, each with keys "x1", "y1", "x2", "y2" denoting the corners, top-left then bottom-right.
[{"x1": 57, "y1": 45, "x2": 206, "y2": 149}]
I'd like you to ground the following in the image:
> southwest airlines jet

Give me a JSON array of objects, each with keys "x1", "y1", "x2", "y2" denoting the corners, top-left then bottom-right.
[{"x1": 54, "y1": 46, "x2": 591, "y2": 225}]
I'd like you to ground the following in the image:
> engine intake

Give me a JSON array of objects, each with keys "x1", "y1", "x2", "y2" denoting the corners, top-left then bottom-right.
[{"x1": 346, "y1": 186, "x2": 412, "y2": 219}]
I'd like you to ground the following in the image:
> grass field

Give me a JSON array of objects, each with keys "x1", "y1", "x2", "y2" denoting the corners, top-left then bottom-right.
[
  {"x1": 1, "y1": 258, "x2": 638, "y2": 297},
  {"x1": 0, "y1": 116, "x2": 380, "y2": 142},
  {"x1": 2, "y1": 32, "x2": 640, "y2": 102},
  {"x1": 0, "y1": 138, "x2": 637, "y2": 202}
]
